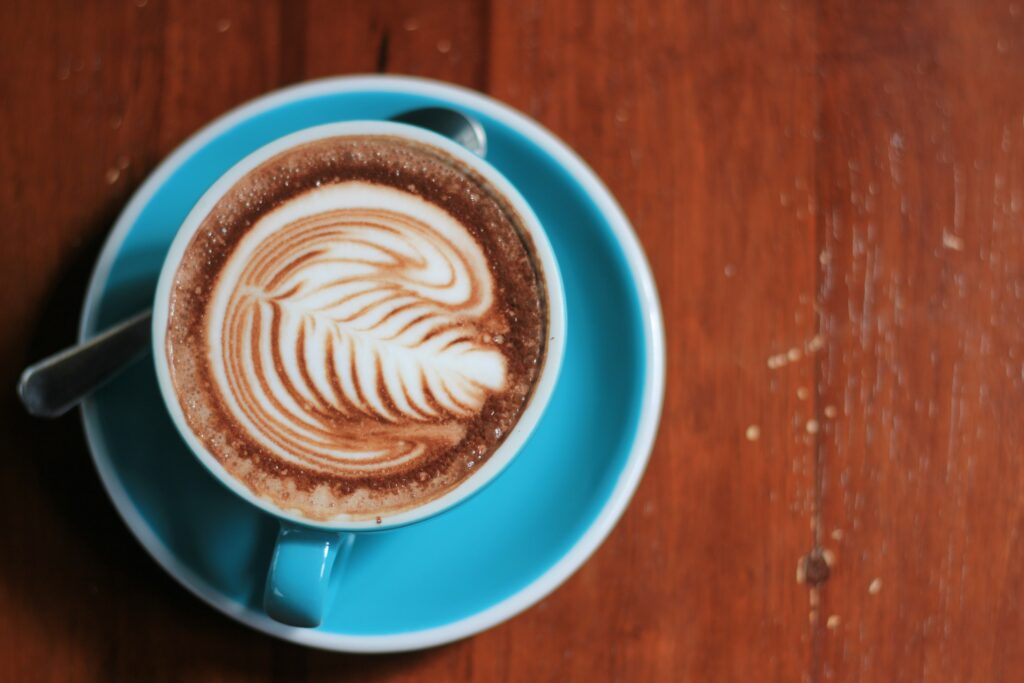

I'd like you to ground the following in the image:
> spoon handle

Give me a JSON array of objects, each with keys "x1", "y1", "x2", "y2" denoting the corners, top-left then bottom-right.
[{"x1": 18, "y1": 310, "x2": 153, "y2": 418}]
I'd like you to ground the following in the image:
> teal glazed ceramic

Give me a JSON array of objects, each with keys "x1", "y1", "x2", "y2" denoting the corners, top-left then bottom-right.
[{"x1": 80, "y1": 75, "x2": 665, "y2": 652}]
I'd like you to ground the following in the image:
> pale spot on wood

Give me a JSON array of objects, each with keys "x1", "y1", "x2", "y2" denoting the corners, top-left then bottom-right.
[
  {"x1": 824, "y1": 405, "x2": 838, "y2": 418},
  {"x1": 942, "y1": 232, "x2": 964, "y2": 251},
  {"x1": 806, "y1": 419, "x2": 820, "y2": 434},
  {"x1": 797, "y1": 386, "x2": 809, "y2": 400},
  {"x1": 767, "y1": 336, "x2": 825, "y2": 370},
  {"x1": 745, "y1": 425, "x2": 761, "y2": 441},
  {"x1": 869, "y1": 578, "x2": 883, "y2": 595},
  {"x1": 827, "y1": 614, "x2": 841, "y2": 629}
]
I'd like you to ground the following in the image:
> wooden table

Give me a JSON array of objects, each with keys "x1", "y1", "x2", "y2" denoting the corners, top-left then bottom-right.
[{"x1": 2, "y1": 1, "x2": 1022, "y2": 680}]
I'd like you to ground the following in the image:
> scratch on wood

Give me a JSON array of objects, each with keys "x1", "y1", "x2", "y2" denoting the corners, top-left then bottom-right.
[
  {"x1": 953, "y1": 163, "x2": 965, "y2": 233},
  {"x1": 942, "y1": 231, "x2": 964, "y2": 251},
  {"x1": 376, "y1": 29, "x2": 391, "y2": 72}
]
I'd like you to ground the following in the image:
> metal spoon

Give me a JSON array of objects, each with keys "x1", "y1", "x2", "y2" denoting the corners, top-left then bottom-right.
[
  {"x1": 18, "y1": 107, "x2": 487, "y2": 418},
  {"x1": 391, "y1": 107, "x2": 486, "y2": 157}
]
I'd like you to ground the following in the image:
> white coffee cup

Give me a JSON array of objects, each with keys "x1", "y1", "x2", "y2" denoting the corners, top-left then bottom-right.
[{"x1": 150, "y1": 119, "x2": 566, "y2": 627}]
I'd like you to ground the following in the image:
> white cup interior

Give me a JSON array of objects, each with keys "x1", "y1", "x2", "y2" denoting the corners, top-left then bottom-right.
[{"x1": 151, "y1": 120, "x2": 566, "y2": 530}]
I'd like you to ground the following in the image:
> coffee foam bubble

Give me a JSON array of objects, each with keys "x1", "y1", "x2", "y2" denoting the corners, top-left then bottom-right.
[{"x1": 207, "y1": 182, "x2": 508, "y2": 476}]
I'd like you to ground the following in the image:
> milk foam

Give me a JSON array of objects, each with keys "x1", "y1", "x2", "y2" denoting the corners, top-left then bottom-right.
[{"x1": 206, "y1": 182, "x2": 508, "y2": 474}]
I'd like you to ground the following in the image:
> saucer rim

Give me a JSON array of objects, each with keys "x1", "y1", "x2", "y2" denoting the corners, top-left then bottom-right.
[{"x1": 78, "y1": 74, "x2": 666, "y2": 653}]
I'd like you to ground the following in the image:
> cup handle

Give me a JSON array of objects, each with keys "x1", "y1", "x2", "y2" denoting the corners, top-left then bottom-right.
[{"x1": 263, "y1": 522, "x2": 355, "y2": 627}]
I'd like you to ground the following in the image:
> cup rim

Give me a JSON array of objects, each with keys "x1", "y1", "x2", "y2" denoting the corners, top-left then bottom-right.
[{"x1": 150, "y1": 119, "x2": 567, "y2": 531}]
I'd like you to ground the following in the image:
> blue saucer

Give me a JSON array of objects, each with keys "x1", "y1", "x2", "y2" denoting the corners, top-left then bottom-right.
[{"x1": 80, "y1": 76, "x2": 664, "y2": 652}]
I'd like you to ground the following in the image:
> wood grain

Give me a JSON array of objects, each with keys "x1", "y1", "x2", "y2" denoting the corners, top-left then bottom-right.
[
  {"x1": 814, "y1": 2, "x2": 1024, "y2": 681},
  {"x1": 0, "y1": 0, "x2": 1021, "y2": 681}
]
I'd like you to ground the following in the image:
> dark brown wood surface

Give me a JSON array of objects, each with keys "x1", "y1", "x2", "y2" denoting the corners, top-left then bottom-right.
[{"x1": 2, "y1": 1, "x2": 1022, "y2": 681}]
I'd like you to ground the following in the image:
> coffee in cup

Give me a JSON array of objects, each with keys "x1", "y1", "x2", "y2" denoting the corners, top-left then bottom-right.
[{"x1": 162, "y1": 134, "x2": 549, "y2": 523}]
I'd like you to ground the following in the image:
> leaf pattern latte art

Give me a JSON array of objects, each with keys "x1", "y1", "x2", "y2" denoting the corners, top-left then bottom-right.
[{"x1": 207, "y1": 184, "x2": 508, "y2": 475}]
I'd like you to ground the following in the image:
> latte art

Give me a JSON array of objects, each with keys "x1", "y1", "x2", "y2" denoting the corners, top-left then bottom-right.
[
  {"x1": 165, "y1": 135, "x2": 547, "y2": 521},
  {"x1": 210, "y1": 185, "x2": 507, "y2": 473}
]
